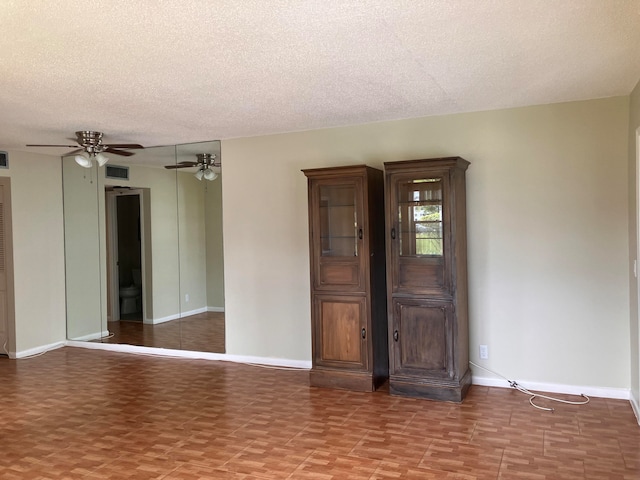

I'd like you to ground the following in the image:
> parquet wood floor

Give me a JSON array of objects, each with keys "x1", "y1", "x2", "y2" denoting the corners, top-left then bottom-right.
[
  {"x1": 103, "y1": 312, "x2": 225, "y2": 353},
  {"x1": 1, "y1": 347, "x2": 638, "y2": 479}
]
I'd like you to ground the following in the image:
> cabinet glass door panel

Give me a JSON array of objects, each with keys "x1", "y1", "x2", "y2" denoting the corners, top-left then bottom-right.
[
  {"x1": 391, "y1": 174, "x2": 448, "y2": 296},
  {"x1": 398, "y1": 179, "x2": 443, "y2": 257},
  {"x1": 319, "y1": 185, "x2": 357, "y2": 257}
]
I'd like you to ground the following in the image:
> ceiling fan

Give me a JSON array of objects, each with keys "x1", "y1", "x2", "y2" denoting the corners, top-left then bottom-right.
[
  {"x1": 27, "y1": 131, "x2": 144, "y2": 168},
  {"x1": 165, "y1": 153, "x2": 221, "y2": 181}
]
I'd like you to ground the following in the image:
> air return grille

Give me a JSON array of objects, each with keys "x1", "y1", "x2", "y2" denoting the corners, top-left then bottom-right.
[{"x1": 105, "y1": 165, "x2": 129, "y2": 180}]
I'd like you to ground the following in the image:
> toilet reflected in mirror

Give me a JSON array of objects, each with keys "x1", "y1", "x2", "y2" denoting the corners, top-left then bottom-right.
[{"x1": 120, "y1": 268, "x2": 142, "y2": 318}]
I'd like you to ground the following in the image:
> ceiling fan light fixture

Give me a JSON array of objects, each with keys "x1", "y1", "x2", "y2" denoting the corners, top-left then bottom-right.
[
  {"x1": 195, "y1": 169, "x2": 204, "y2": 181},
  {"x1": 27, "y1": 130, "x2": 144, "y2": 169},
  {"x1": 74, "y1": 152, "x2": 92, "y2": 168},
  {"x1": 203, "y1": 168, "x2": 217, "y2": 181},
  {"x1": 95, "y1": 152, "x2": 109, "y2": 167}
]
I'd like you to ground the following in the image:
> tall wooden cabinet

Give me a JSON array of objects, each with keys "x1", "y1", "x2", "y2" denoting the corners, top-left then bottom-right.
[
  {"x1": 303, "y1": 165, "x2": 387, "y2": 392},
  {"x1": 384, "y1": 158, "x2": 471, "y2": 402}
]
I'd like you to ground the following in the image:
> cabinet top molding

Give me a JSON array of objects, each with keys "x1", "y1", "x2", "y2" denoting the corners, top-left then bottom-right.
[
  {"x1": 384, "y1": 157, "x2": 470, "y2": 171},
  {"x1": 302, "y1": 164, "x2": 381, "y2": 178}
]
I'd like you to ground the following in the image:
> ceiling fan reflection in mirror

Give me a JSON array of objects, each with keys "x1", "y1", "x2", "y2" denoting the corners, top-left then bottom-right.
[
  {"x1": 27, "y1": 131, "x2": 144, "y2": 168},
  {"x1": 165, "y1": 153, "x2": 221, "y2": 181}
]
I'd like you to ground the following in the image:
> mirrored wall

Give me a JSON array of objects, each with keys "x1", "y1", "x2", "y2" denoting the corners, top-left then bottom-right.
[{"x1": 63, "y1": 140, "x2": 225, "y2": 353}]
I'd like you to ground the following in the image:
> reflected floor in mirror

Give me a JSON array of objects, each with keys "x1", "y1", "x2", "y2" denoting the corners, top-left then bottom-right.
[{"x1": 101, "y1": 311, "x2": 225, "y2": 353}]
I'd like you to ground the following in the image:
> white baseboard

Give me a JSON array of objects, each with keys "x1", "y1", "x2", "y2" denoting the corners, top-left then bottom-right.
[
  {"x1": 472, "y1": 374, "x2": 630, "y2": 400},
  {"x1": 223, "y1": 353, "x2": 311, "y2": 369},
  {"x1": 181, "y1": 307, "x2": 208, "y2": 317},
  {"x1": 144, "y1": 314, "x2": 178, "y2": 325},
  {"x1": 65, "y1": 340, "x2": 311, "y2": 369},
  {"x1": 145, "y1": 307, "x2": 219, "y2": 325},
  {"x1": 68, "y1": 330, "x2": 110, "y2": 342},
  {"x1": 13, "y1": 341, "x2": 66, "y2": 359}
]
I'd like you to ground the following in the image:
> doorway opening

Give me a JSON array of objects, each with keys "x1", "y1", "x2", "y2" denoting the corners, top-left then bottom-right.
[{"x1": 106, "y1": 188, "x2": 149, "y2": 323}]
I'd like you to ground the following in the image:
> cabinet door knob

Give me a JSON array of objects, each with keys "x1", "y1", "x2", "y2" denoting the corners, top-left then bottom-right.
[
  {"x1": 358, "y1": 228, "x2": 363, "y2": 240},
  {"x1": 391, "y1": 228, "x2": 396, "y2": 239},
  {"x1": 393, "y1": 330, "x2": 398, "y2": 341},
  {"x1": 361, "y1": 328, "x2": 366, "y2": 339}
]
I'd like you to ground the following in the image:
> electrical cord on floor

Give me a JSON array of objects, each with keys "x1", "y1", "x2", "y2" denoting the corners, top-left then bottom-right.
[
  {"x1": 16, "y1": 350, "x2": 50, "y2": 359},
  {"x1": 11, "y1": 344, "x2": 64, "y2": 359},
  {"x1": 469, "y1": 361, "x2": 590, "y2": 412},
  {"x1": 1, "y1": 339, "x2": 8, "y2": 356}
]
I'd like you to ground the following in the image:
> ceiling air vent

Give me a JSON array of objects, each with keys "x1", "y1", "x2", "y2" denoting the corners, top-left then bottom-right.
[
  {"x1": 0, "y1": 151, "x2": 8, "y2": 169},
  {"x1": 105, "y1": 165, "x2": 129, "y2": 180}
]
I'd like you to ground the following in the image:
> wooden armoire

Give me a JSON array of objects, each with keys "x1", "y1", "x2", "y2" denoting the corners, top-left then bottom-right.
[
  {"x1": 302, "y1": 165, "x2": 387, "y2": 392},
  {"x1": 384, "y1": 157, "x2": 471, "y2": 402}
]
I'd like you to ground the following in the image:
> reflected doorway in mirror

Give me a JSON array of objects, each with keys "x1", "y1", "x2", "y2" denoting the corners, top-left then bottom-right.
[{"x1": 106, "y1": 187, "x2": 149, "y2": 323}]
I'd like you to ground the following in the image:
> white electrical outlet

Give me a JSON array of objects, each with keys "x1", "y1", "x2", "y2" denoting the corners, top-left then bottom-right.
[
  {"x1": 185, "y1": 293, "x2": 190, "y2": 302},
  {"x1": 479, "y1": 344, "x2": 489, "y2": 359}
]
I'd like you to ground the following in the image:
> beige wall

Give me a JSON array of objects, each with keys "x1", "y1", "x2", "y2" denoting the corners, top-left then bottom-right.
[
  {"x1": 63, "y1": 158, "x2": 103, "y2": 339},
  {"x1": 628, "y1": 80, "x2": 640, "y2": 413},
  {"x1": 1, "y1": 151, "x2": 66, "y2": 354},
  {"x1": 1, "y1": 95, "x2": 633, "y2": 393},
  {"x1": 176, "y1": 171, "x2": 225, "y2": 313},
  {"x1": 223, "y1": 96, "x2": 631, "y2": 389}
]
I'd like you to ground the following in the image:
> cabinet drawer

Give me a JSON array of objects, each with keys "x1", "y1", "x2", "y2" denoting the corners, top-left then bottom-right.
[{"x1": 316, "y1": 258, "x2": 362, "y2": 291}]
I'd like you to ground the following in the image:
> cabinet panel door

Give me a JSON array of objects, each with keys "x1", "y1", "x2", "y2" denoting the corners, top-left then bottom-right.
[
  {"x1": 313, "y1": 295, "x2": 367, "y2": 369},
  {"x1": 310, "y1": 178, "x2": 366, "y2": 292},
  {"x1": 387, "y1": 173, "x2": 451, "y2": 296},
  {"x1": 390, "y1": 299, "x2": 453, "y2": 378}
]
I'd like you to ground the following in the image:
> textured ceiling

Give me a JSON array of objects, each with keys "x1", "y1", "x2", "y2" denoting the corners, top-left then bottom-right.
[{"x1": 1, "y1": 0, "x2": 639, "y2": 155}]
